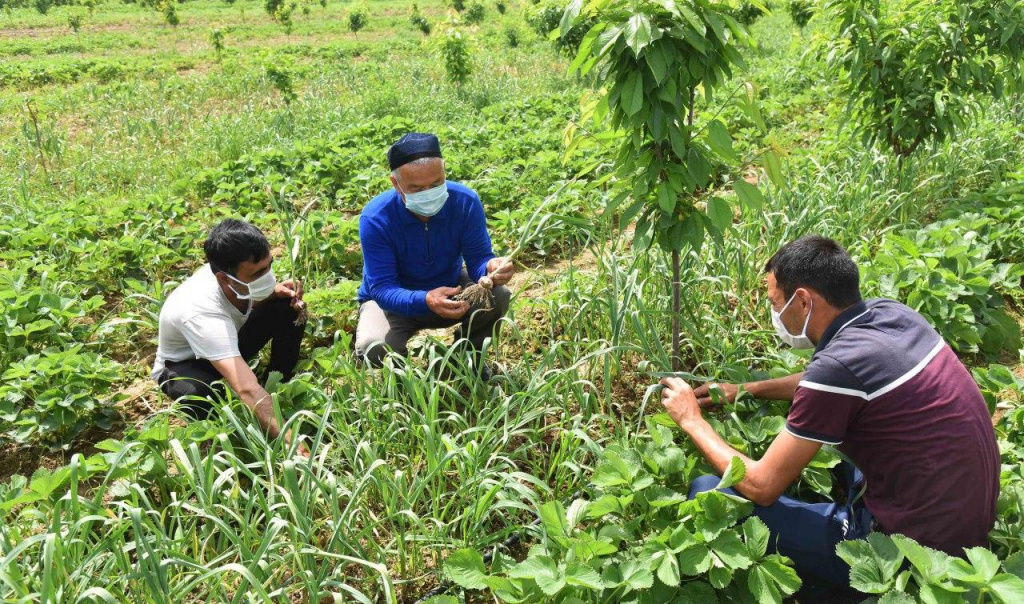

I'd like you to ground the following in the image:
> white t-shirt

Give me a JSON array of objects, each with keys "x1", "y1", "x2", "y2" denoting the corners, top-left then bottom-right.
[{"x1": 152, "y1": 264, "x2": 251, "y2": 379}]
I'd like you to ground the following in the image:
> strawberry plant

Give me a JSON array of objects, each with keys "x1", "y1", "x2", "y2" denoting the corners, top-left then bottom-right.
[
  {"x1": 838, "y1": 533, "x2": 1024, "y2": 603},
  {"x1": 445, "y1": 423, "x2": 801, "y2": 602},
  {"x1": 0, "y1": 345, "x2": 120, "y2": 448},
  {"x1": 860, "y1": 219, "x2": 1023, "y2": 357}
]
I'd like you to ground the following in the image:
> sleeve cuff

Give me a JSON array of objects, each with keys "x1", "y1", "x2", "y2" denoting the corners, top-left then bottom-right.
[{"x1": 785, "y1": 423, "x2": 843, "y2": 446}]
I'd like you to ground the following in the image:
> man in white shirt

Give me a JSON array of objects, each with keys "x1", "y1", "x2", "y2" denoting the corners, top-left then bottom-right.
[{"x1": 153, "y1": 219, "x2": 308, "y2": 456}]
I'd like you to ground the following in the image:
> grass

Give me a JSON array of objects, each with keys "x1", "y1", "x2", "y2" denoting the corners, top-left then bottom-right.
[{"x1": 2, "y1": 2, "x2": 1024, "y2": 602}]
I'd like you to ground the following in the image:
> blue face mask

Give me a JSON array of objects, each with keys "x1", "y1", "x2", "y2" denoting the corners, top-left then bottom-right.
[{"x1": 400, "y1": 182, "x2": 449, "y2": 217}]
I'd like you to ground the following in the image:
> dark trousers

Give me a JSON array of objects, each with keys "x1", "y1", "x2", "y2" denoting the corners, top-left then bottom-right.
[
  {"x1": 354, "y1": 269, "x2": 511, "y2": 367},
  {"x1": 688, "y1": 461, "x2": 872, "y2": 590},
  {"x1": 156, "y1": 298, "x2": 305, "y2": 419}
]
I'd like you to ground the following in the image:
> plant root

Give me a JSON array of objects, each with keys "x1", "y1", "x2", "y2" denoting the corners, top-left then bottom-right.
[
  {"x1": 293, "y1": 300, "x2": 309, "y2": 326},
  {"x1": 455, "y1": 275, "x2": 495, "y2": 310}
]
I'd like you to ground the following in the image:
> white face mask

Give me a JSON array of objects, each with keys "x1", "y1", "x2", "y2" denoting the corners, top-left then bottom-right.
[
  {"x1": 400, "y1": 182, "x2": 449, "y2": 217},
  {"x1": 226, "y1": 268, "x2": 276, "y2": 302},
  {"x1": 771, "y1": 291, "x2": 814, "y2": 349}
]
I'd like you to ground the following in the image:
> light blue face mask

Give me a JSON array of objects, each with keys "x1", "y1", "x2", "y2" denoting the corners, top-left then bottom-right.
[{"x1": 400, "y1": 182, "x2": 449, "y2": 217}]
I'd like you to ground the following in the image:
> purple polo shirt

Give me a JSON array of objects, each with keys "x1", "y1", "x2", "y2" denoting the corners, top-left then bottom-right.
[{"x1": 787, "y1": 299, "x2": 999, "y2": 555}]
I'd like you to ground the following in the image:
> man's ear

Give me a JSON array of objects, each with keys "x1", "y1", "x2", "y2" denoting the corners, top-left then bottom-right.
[{"x1": 796, "y1": 287, "x2": 814, "y2": 309}]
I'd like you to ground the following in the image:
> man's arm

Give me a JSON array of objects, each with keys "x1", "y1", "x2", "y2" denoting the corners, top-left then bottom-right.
[
  {"x1": 694, "y1": 372, "x2": 805, "y2": 407},
  {"x1": 360, "y1": 216, "x2": 431, "y2": 315},
  {"x1": 459, "y1": 193, "x2": 496, "y2": 282},
  {"x1": 210, "y1": 356, "x2": 309, "y2": 456},
  {"x1": 662, "y1": 377, "x2": 820, "y2": 506}
]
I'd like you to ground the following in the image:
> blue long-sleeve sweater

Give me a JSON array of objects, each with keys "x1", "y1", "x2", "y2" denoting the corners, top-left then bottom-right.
[{"x1": 357, "y1": 181, "x2": 496, "y2": 316}]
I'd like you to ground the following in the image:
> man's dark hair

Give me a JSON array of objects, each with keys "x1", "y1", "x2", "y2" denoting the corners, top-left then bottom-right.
[
  {"x1": 203, "y1": 219, "x2": 270, "y2": 276},
  {"x1": 764, "y1": 235, "x2": 862, "y2": 308}
]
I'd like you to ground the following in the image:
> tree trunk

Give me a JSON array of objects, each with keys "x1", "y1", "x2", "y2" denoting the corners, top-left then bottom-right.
[{"x1": 672, "y1": 248, "x2": 681, "y2": 372}]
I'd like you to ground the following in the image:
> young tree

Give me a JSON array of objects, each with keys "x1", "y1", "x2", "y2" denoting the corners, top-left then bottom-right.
[
  {"x1": 348, "y1": 4, "x2": 368, "y2": 34},
  {"x1": 564, "y1": 0, "x2": 763, "y2": 370},
  {"x1": 827, "y1": 0, "x2": 1024, "y2": 163},
  {"x1": 439, "y1": 28, "x2": 471, "y2": 89}
]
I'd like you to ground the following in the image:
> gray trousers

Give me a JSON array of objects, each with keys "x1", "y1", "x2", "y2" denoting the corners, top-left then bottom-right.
[{"x1": 355, "y1": 270, "x2": 511, "y2": 367}]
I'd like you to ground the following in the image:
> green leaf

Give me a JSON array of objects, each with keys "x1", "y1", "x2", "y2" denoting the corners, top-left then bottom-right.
[
  {"x1": 733, "y1": 179, "x2": 764, "y2": 213},
  {"x1": 877, "y1": 592, "x2": 917, "y2": 604},
  {"x1": 624, "y1": 13, "x2": 654, "y2": 55},
  {"x1": 709, "y1": 564, "x2": 733, "y2": 589},
  {"x1": 565, "y1": 561, "x2": 604, "y2": 590},
  {"x1": 622, "y1": 71, "x2": 644, "y2": 117},
  {"x1": 656, "y1": 551, "x2": 680, "y2": 587},
  {"x1": 991, "y1": 573, "x2": 1024, "y2": 604},
  {"x1": 964, "y1": 547, "x2": 999, "y2": 582},
  {"x1": 657, "y1": 181, "x2": 675, "y2": 214},
  {"x1": 707, "y1": 120, "x2": 738, "y2": 162},
  {"x1": 679, "y1": 545, "x2": 712, "y2": 575},
  {"x1": 539, "y1": 500, "x2": 571, "y2": 547},
  {"x1": 715, "y1": 456, "x2": 746, "y2": 490},
  {"x1": 509, "y1": 555, "x2": 565, "y2": 596},
  {"x1": 742, "y1": 517, "x2": 770, "y2": 559},
  {"x1": 706, "y1": 196, "x2": 732, "y2": 233},
  {"x1": 620, "y1": 556, "x2": 655, "y2": 591},
  {"x1": 756, "y1": 556, "x2": 802, "y2": 597},
  {"x1": 559, "y1": 0, "x2": 582, "y2": 38},
  {"x1": 762, "y1": 151, "x2": 783, "y2": 188},
  {"x1": 711, "y1": 530, "x2": 754, "y2": 570},
  {"x1": 445, "y1": 548, "x2": 488, "y2": 590}
]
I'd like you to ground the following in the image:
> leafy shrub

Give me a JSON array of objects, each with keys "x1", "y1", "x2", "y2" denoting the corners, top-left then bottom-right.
[
  {"x1": 348, "y1": 5, "x2": 368, "y2": 34},
  {"x1": 827, "y1": 0, "x2": 1024, "y2": 158},
  {"x1": 33, "y1": 0, "x2": 50, "y2": 14},
  {"x1": 67, "y1": 13, "x2": 84, "y2": 32},
  {"x1": 210, "y1": 27, "x2": 226, "y2": 60},
  {"x1": 464, "y1": 1, "x2": 484, "y2": 24},
  {"x1": 446, "y1": 424, "x2": 801, "y2": 602},
  {"x1": 504, "y1": 26, "x2": 520, "y2": 48},
  {"x1": 861, "y1": 219, "x2": 1023, "y2": 357},
  {"x1": 409, "y1": 4, "x2": 431, "y2": 35},
  {"x1": 731, "y1": 1, "x2": 769, "y2": 24},
  {"x1": 265, "y1": 60, "x2": 297, "y2": 105},
  {"x1": 495, "y1": 0, "x2": 505, "y2": 14},
  {"x1": 159, "y1": 0, "x2": 179, "y2": 27},
  {"x1": 449, "y1": 0, "x2": 465, "y2": 11},
  {"x1": 787, "y1": 0, "x2": 814, "y2": 28},
  {"x1": 439, "y1": 28, "x2": 471, "y2": 87},
  {"x1": 0, "y1": 346, "x2": 120, "y2": 447}
]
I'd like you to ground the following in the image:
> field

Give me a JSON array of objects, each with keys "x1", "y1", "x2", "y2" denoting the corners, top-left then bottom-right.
[{"x1": 1, "y1": 0, "x2": 1024, "y2": 602}]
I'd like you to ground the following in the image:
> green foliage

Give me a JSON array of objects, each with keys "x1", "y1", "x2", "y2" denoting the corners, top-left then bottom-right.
[
  {"x1": 449, "y1": 0, "x2": 465, "y2": 12},
  {"x1": 209, "y1": 27, "x2": 226, "y2": 60},
  {"x1": 159, "y1": 0, "x2": 179, "y2": 27},
  {"x1": 787, "y1": 0, "x2": 814, "y2": 28},
  {"x1": 0, "y1": 345, "x2": 120, "y2": 448},
  {"x1": 495, "y1": 0, "x2": 506, "y2": 14},
  {"x1": 973, "y1": 364, "x2": 1024, "y2": 414},
  {"x1": 410, "y1": 4, "x2": 431, "y2": 35},
  {"x1": 564, "y1": 0, "x2": 758, "y2": 254},
  {"x1": 526, "y1": 1, "x2": 593, "y2": 54},
  {"x1": 838, "y1": 533, "x2": 1024, "y2": 603},
  {"x1": 464, "y1": 1, "x2": 484, "y2": 24},
  {"x1": 439, "y1": 28, "x2": 471, "y2": 87},
  {"x1": 265, "y1": 59, "x2": 298, "y2": 105},
  {"x1": 265, "y1": 0, "x2": 297, "y2": 32},
  {"x1": 33, "y1": 0, "x2": 50, "y2": 14},
  {"x1": 446, "y1": 424, "x2": 801, "y2": 602},
  {"x1": 504, "y1": 25, "x2": 520, "y2": 48},
  {"x1": 861, "y1": 216, "x2": 1023, "y2": 357},
  {"x1": 67, "y1": 13, "x2": 84, "y2": 32},
  {"x1": 347, "y1": 4, "x2": 368, "y2": 34},
  {"x1": 731, "y1": 1, "x2": 770, "y2": 25},
  {"x1": 827, "y1": 0, "x2": 1024, "y2": 157}
]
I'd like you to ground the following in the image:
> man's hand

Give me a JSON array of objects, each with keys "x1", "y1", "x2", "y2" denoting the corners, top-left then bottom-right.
[
  {"x1": 274, "y1": 278, "x2": 304, "y2": 307},
  {"x1": 426, "y1": 286, "x2": 469, "y2": 319},
  {"x1": 486, "y1": 257, "x2": 515, "y2": 287},
  {"x1": 660, "y1": 377, "x2": 704, "y2": 433},
  {"x1": 284, "y1": 429, "x2": 311, "y2": 459},
  {"x1": 693, "y1": 382, "x2": 738, "y2": 408}
]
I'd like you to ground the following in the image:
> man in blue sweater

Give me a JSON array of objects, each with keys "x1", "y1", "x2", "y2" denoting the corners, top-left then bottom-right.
[{"x1": 355, "y1": 133, "x2": 514, "y2": 375}]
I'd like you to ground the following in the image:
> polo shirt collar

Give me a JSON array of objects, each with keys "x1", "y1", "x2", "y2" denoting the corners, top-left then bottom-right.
[{"x1": 815, "y1": 300, "x2": 870, "y2": 353}]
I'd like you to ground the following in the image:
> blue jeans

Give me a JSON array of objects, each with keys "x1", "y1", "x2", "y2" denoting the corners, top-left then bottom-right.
[{"x1": 688, "y1": 462, "x2": 872, "y2": 589}]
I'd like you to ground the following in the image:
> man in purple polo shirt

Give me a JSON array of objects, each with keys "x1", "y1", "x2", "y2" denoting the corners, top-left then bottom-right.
[{"x1": 659, "y1": 235, "x2": 999, "y2": 590}]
